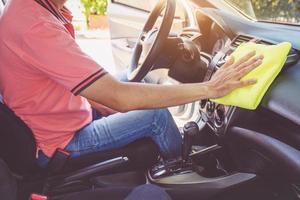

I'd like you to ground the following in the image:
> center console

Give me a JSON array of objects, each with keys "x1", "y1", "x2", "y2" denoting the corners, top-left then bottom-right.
[
  {"x1": 147, "y1": 37, "x2": 257, "y2": 194},
  {"x1": 147, "y1": 121, "x2": 256, "y2": 193}
]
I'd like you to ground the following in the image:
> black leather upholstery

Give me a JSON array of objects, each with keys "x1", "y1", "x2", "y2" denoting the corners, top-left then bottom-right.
[
  {"x1": 0, "y1": 159, "x2": 17, "y2": 200},
  {"x1": 0, "y1": 103, "x2": 39, "y2": 175}
]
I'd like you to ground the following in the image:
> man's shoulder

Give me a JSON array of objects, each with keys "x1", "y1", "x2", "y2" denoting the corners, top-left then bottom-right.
[{"x1": 0, "y1": 0, "x2": 62, "y2": 40}]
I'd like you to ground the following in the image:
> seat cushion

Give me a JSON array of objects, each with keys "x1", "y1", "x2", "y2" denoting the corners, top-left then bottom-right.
[{"x1": 63, "y1": 138, "x2": 159, "y2": 173}]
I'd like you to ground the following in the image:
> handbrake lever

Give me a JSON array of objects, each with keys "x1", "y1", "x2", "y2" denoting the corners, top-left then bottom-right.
[{"x1": 189, "y1": 144, "x2": 222, "y2": 159}]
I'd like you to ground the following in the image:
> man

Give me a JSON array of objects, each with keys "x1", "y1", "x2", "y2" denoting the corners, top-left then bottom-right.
[{"x1": 0, "y1": 0, "x2": 263, "y2": 167}]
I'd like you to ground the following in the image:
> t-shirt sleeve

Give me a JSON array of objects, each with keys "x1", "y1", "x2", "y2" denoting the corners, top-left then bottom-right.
[{"x1": 21, "y1": 22, "x2": 108, "y2": 95}]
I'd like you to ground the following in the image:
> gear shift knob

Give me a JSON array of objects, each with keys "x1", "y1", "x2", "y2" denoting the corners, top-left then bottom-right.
[{"x1": 182, "y1": 122, "x2": 199, "y2": 161}]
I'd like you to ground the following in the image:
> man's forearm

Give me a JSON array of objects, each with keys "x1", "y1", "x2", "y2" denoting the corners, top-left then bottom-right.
[
  {"x1": 115, "y1": 81, "x2": 212, "y2": 112},
  {"x1": 80, "y1": 74, "x2": 214, "y2": 112}
]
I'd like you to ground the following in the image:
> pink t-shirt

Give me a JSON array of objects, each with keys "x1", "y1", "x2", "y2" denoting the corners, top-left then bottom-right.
[{"x1": 0, "y1": 0, "x2": 107, "y2": 157}]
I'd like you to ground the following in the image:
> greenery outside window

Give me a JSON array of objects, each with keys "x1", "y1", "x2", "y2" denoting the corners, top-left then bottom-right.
[{"x1": 225, "y1": 0, "x2": 300, "y2": 25}]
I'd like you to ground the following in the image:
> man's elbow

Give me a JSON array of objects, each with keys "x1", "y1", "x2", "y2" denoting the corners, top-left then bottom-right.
[
  {"x1": 116, "y1": 107, "x2": 131, "y2": 113},
  {"x1": 110, "y1": 97, "x2": 133, "y2": 113}
]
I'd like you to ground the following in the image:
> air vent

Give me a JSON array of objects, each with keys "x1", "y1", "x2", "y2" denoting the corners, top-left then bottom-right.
[
  {"x1": 230, "y1": 35, "x2": 299, "y2": 66},
  {"x1": 180, "y1": 32, "x2": 194, "y2": 39},
  {"x1": 231, "y1": 35, "x2": 273, "y2": 49},
  {"x1": 231, "y1": 35, "x2": 254, "y2": 48}
]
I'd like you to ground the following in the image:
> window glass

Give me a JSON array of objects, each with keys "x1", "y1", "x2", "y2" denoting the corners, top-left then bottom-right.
[
  {"x1": 225, "y1": 0, "x2": 300, "y2": 25},
  {"x1": 0, "y1": 2, "x2": 4, "y2": 15},
  {"x1": 112, "y1": 0, "x2": 186, "y2": 19}
]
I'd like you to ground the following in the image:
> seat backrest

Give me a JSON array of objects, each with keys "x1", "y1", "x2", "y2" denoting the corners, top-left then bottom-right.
[
  {"x1": 0, "y1": 102, "x2": 39, "y2": 175},
  {"x1": 0, "y1": 159, "x2": 17, "y2": 200}
]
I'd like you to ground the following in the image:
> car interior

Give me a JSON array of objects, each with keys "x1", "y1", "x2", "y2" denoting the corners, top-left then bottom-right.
[{"x1": 1, "y1": 0, "x2": 300, "y2": 200}]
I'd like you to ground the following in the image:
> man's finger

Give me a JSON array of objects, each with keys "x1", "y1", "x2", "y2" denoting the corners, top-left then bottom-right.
[
  {"x1": 222, "y1": 56, "x2": 235, "y2": 68},
  {"x1": 236, "y1": 79, "x2": 257, "y2": 88},
  {"x1": 236, "y1": 55, "x2": 264, "y2": 71},
  {"x1": 232, "y1": 50, "x2": 256, "y2": 68},
  {"x1": 235, "y1": 58, "x2": 263, "y2": 79}
]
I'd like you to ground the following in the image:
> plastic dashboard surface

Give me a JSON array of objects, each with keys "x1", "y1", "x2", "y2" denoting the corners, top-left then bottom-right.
[
  {"x1": 261, "y1": 62, "x2": 300, "y2": 126},
  {"x1": 196, "y1": 7, "x2": 300, "y2": 127}
]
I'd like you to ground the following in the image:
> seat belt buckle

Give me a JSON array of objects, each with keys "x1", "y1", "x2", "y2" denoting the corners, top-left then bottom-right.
[
  {"x1": 47, "y1": 148, "x2": 71, "y2": 175},
  {"x1": 30, "y1": 194, "x2": 48, "y2": 200}
]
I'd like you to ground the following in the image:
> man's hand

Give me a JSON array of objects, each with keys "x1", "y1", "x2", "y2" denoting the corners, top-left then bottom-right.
[{"x1": 207, "y1": 51, "x2": 263, "y2": 99}]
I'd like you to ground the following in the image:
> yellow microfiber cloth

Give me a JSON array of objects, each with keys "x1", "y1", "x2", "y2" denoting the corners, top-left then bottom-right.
[{"x1": 211, "y1": 42, "x2": 292, "y2": 110}]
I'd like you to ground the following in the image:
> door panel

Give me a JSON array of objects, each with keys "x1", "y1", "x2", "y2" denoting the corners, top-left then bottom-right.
[
  {"x1": 107, "y1": 3, "x2": 149, "y2": 70},
  {"x1": 107, "y1": 0, "x2": 187, "y2": 71}
]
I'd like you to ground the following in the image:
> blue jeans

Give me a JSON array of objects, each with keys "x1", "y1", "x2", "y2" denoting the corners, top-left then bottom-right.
[
  {"x1": 37, "y1": 72, "x2": 182, "y2": 167},
  {"x1": 125, "y1": 184, "x2": 172, "y2": 200}
]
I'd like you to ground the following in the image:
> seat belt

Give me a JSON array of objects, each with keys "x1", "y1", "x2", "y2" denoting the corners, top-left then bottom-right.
[{"x1": 46, "y1": 148, "x2": 71, "y2": 175}]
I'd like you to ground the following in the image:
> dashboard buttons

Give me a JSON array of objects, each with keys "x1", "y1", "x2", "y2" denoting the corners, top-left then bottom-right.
[
  {"x1": 206, "y1": 101, "x2": 215, "y2": 117},
  {"x1": 200, "y1": 99, "x2": 208, "y2": 109},
  {"x1": 215, "y1": 105, "x2": 226, "y2": 127}
]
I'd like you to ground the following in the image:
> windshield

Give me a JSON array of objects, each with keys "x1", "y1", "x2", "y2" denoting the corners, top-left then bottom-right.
[{"x1": 225, "y1": 0, "x2": 300, "y2": 25}]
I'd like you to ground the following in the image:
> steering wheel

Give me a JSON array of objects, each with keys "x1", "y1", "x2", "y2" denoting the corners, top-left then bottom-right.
[{"x1": 127, "y1": 0, "x2": 176, "y2": 82}]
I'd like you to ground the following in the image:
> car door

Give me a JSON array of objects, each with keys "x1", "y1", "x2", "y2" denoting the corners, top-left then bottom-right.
[{"x1": 107, "y1": 0, "x2": 190, "y2": 71}]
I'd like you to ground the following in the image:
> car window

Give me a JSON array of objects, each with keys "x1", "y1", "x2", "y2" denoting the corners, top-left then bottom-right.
[
  {"x1": 0, "y1": 1, "x2": 4, "y2": 15},
  {"x1": 225, "y1": 0, "x2": 300, "y2": 25},
  {"x1": 112, "y1": 0, "x2": 186, "y2": 20}
]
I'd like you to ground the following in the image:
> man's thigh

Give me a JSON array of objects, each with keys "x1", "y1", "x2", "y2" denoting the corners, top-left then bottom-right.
[{"x1": 65, "y1": 109, "x2": 162, "y2": 157}]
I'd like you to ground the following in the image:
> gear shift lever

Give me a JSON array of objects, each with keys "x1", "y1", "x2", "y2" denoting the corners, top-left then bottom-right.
[{"x1": 182, "y1": 122, "x2": 199, "y2": 161}]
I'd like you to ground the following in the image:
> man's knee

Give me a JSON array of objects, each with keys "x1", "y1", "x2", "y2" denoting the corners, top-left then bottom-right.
[
  {"x1": 149, "y1": 109, "x2": 174, "y2": 135},
  {"x1": 139, "y1": 108, "x2": 172, "y2": 122},
  {"x1": 156, "y1": 109, "x2": 172, "y2": 120}
]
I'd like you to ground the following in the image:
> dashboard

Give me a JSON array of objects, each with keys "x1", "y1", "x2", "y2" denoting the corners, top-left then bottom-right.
[
  {"x1": 169, "y1": 6, "x2": 300, "y2": 151},
  {"x1": 170, "y1": 4, "x2": 300, "y2": 182},
  {"x1": 187, "y1": 6, "x2": 300, "y2": 141},
  {"x1": 197, "y1": 33, "x2": 299, "y2": 138}
]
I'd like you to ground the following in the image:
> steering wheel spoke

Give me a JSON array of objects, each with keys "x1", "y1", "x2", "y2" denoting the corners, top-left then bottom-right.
[{"x1": 128, "y1": 0, "x2": 176, "y2": 82}]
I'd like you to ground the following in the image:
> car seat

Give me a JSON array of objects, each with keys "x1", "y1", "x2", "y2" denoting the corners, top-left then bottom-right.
[{"x1": 0, "y1": 100, "x2": 159, "y2": 198}]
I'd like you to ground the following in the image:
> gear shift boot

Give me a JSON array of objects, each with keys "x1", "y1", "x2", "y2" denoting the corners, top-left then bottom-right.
[{"x1": 182, "y1": 122, "x2": 200, "y2": 161}]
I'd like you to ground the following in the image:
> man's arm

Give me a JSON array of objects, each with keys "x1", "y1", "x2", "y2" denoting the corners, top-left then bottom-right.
[{"x1": 80, "y1": 51, "x2": 263, "y2": 113}]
